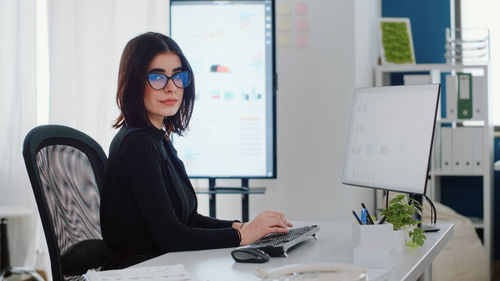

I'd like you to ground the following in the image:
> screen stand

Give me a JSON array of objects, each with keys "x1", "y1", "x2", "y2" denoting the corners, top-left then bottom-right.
[
  {"x1": 201, "y1": 178, "x2": 266, "y2": 222},
  {"x1": 208, "y1": 178, "x2": 217, "y2": 218},
  {"x1": 410, "y1": 194, "x2": 440, "y2": 233}
]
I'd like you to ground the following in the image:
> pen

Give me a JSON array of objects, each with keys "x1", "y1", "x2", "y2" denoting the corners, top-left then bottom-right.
[
  {"x1": 361, "y1": 203, "x2": 374, "y2": 225},
  {"x1": 360, "y1": 208, "x2": 367, "y2": 225},
  {"x1": 352, "y1": 210, "x2": 362, "y2": 224},
  {"x1": 378, "y1": 216, "x2": 386, "y2": 224}
]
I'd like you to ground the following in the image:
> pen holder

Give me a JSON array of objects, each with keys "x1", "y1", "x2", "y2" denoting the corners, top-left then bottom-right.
[
  {"x1": 352, "y1": 223, "x2": 394, "y2": 268},
  {"x1": 352, "y1": 222, "x2": 394, "y2": 249}
]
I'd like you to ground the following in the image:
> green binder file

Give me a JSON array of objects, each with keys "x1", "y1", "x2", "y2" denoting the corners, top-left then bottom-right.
[{"x1": 457, "y1": 73, "x2": 473, "y2": 119}]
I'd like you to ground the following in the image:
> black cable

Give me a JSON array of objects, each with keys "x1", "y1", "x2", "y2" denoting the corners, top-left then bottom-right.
[
  {"x1": 385, "y1": 190, "x2": 389, "y2": 209},
  {"x1": 428, "y1": 197, "x2": 433, "y2": 224},
  {"x1": 424, "y1": 194, "x2": 437, "y2": 223},
  {"x1": 427, "y1": 197, "x2": 437, "y2": 223}
]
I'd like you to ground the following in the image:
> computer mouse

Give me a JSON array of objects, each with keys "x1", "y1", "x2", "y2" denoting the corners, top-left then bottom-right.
[{"x1": 231, "y1": 247, "x2": 270, "y2": 263}]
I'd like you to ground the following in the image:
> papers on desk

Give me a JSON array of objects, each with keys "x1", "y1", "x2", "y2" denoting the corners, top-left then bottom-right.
[
  {"x1": 255, "y1": 263, "x2": 369, "y2": 281},
  {"x1": 254, "y1": 263, "x2": 391, "y2": 281},
  {"x1": 84, "y1": 265, "x2": 198, "y2": 281}
]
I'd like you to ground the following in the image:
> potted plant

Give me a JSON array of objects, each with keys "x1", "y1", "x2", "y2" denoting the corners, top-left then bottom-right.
[{"x1": 378, "y1": 194, "x2": 426, "y2": 248}]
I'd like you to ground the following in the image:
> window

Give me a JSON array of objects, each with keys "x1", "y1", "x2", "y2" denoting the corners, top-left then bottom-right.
[{"x1": 461, "y1": 0, "x2": 500, "y2": 124}]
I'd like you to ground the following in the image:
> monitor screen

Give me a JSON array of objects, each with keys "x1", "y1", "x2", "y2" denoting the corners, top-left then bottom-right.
[
  {"x1": 342, "y1": 84, "x2": 440, "y2": 195},
  {"x1": 170, "y1": 0, "x2": 276, "y2": 178}
]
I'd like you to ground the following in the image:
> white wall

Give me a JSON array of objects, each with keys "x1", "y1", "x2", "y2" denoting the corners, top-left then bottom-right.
[
  {"x1": 44, "y1": 0, "x2": 381, "y2": 224},
  {"x1": 196, "y1": 0, "x2": 381, "y2": 222},
  {"x1": 355, "y1": 0, "x2": 381, "y2": 88}
]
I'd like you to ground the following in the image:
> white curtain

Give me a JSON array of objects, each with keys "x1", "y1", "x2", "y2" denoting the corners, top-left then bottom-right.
[
  {"x1": 1, "y1": 1, "x2": 172, "y2": 280},
  {"x1": 43, "y1": 0, "x2": 169, "y2": 279},
  {"x1": 48, "y1": 0, "x2": 171, "y2": 150},
  {"x1": 0, "y1": 0, "x2": 47, "y2": 273}
]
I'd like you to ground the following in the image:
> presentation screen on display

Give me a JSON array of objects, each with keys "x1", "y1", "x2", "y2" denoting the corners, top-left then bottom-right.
[
  {"x1": 342, "y1": 84, "x2": 440, "y2": 195},
  {"x1": 170, "y1": 0, "x2": 276, "y2": 178}
]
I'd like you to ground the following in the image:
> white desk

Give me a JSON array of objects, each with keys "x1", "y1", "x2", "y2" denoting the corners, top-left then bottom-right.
[{"x1": 135, "y1": 221, "x2": 453, "y2": 281}]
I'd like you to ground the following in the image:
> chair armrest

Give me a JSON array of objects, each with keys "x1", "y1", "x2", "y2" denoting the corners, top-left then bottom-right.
[{"x1": 61, "y1": 239, "x2": 114, "y2": 275}]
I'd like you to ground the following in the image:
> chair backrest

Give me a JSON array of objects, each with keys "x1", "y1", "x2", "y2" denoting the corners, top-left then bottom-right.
[{"x1": 23, "y1": 125, "x2": 108, "y2": 281}]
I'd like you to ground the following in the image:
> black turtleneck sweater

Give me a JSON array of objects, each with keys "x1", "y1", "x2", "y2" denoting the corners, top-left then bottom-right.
[{"x1": 100, "y1": 125, "x2": 240, "y2": 269}]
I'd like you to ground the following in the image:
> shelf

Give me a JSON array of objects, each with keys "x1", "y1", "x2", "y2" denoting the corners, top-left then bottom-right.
[
  {"x1": 468, "y1": 217, "x2": 484, "y2": 228},
  {"x1": 195, "y1": 187, "x2": 266, "y2": 195},
  {"x1": 430, "y1": 170, "x2": 485, "y2": 176},
  {"x1": 375, "y1": 62, "x2": 493, "y2": 272},
  {"x1": 374, "y1": 63, "x2": 488, "y2": 72},
  {"x1": 436, "y1": 119, "x2": 485, "y2": 125}
]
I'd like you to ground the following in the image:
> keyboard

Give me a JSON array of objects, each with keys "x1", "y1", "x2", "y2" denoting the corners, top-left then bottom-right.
[{"x1": 246, "y1": 225, "x2": 319, "y2": 257}]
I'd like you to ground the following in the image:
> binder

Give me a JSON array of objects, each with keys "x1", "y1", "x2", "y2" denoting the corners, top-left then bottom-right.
[
  {"x1": 462, "y1": 127, "x2": 474, "y2": 171},
  {"x1": 457, "y1": 73, "x2": 473, "y2": 119},
  {"x1": 403, "y1": 74, "x2": 430, "y2": 85},
  {"x1": 471, "y1": 126, "x2": 483, "y2": 172},
  {"x1": 445, "y1": 75, "x2": 457, "y2": 120},
  {"x1": 440, "y1": 126, "x2": 453, "y2": 171},
  {"x1": 440, "y1": 72, "x2": 451, "y2": 119},
  {"x1": 472, "y1": 76, "x2": 484, "y2": 120},
  {"x1": 432, "y1": 126, "x2": 441, "y2": 170},
  {"x1": 452, "y1": 126, "x2": 464, "y2": 171}
]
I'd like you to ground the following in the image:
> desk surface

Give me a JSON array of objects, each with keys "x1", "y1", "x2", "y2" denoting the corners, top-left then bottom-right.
[{"x1": 135, "y1": 221, "x2": 453, "y2": 281}]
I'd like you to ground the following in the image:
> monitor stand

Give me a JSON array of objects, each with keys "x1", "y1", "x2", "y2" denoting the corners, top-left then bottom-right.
[
  {"x1": 410, "y1": 194, "x2": 440, "y2": 233},
  {"x1": 421, "y1": 224, "x2": 440, "y2": 232}
]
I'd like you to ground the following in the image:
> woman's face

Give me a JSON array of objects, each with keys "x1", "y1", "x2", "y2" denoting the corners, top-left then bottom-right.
[{"x1": 143, "y1": 51, "x2": 184, "y2": 129}]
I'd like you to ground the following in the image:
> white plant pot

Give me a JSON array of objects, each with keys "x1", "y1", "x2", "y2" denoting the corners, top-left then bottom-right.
[{"x1": 393, "y1": 229, "x2": 407, "y2": 252}]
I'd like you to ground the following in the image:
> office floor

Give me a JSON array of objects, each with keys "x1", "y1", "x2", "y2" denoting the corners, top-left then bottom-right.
[
  {"x1": 493, "y1": 260, "x2": 500, "y2": 281},
  {"x1": 3, "y1": 270, "x2": 46, "y2": 281}
]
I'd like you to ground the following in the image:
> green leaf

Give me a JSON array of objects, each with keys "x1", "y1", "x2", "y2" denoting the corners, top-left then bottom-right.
[
  {"x1": 408, "y1": 228, "x2": 426, "y2": 247},
  {"x1": 378, "y1": 194, "x2": 427, "y2": 247}
]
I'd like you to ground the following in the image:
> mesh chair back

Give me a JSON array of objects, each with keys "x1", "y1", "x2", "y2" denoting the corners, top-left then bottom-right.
[
  {"x1": 36, "y1": 145, "x2": 102, "y2": 251},
  {"x1": 23, "y1": 125, "x2": 107, "y2": 281}
]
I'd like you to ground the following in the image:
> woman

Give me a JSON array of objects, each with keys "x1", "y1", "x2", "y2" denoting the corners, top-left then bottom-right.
[{"x1": 100, "y1": 32, "x2": 291, "y2": 269}]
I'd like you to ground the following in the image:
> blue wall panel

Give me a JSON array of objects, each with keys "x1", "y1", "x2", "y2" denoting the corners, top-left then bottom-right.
[
  {"x1": 440, "y1": 177, "x2": 483, "y2": 218},
  {"x1": 382, "y1": 0, "x2": 450, "y2": 63}
]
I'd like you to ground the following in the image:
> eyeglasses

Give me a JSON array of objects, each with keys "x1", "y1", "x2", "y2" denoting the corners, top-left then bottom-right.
[{"x1": 147, "y1": 71, "x2": 191, "y2": 90}]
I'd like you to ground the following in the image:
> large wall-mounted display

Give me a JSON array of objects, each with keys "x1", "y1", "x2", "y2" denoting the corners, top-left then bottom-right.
[{"x1": 170, "y1": 0, "x2": 276, "y2": 178}]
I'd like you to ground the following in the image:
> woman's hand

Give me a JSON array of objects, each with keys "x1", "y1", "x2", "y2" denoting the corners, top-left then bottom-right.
[{"x1": 238, "y1": 210, "x2": 293, "y2": 246}]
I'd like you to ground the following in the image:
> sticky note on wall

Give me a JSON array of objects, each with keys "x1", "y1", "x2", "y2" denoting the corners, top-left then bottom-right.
[
  {"x1": 295, "y1": 2, "x2": 308, "y2": 16},
  {"x1": 295, "y1": 19, "x2": 309, "y2": 32},
  {"x1": 278, "y1": 33, "x2": 292, "y2": 47},
  {"x1": 277, "y1": 3, "x2": 291, "y2": 16},
  {"x1": 295, "y1": 34, "x2": 309, "y2": 48},
  {"x1": 277, "y1": 19, "x2": 291, "y2": 31}
]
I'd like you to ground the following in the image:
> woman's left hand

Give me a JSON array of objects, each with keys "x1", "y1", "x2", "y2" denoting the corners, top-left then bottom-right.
[{"x1": 237, "y1": 210, "x2": 293, "y2": 246}]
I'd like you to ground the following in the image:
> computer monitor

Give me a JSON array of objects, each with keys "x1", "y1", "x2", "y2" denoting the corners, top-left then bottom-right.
[
  {"x1": 170, "y1": 0, "x2": 276, "y2": 178},
  {"x1": 342, "y1": 84, "x2": 441, "y2": 195}
]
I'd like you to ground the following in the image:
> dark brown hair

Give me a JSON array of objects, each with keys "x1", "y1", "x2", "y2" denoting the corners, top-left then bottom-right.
[{"x1": 113, "y1": 32, "x2": 195, "y2": 136}]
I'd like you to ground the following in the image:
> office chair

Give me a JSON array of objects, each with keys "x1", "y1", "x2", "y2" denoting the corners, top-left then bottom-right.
[{"x1": 22, "y1": 125, "x2": 113, "y2": 281}]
